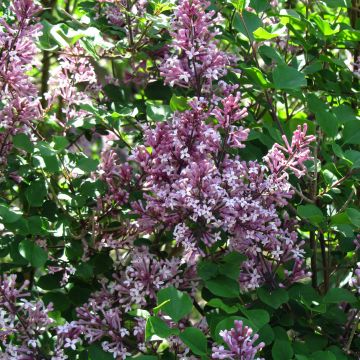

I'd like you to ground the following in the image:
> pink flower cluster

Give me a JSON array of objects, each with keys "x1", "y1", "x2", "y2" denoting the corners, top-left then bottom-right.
[
  {"x1": 0, "y1": 0, "x2": 42, "y2": 165},
  {"x1": 212, "y1": 320, "x2": 264, "y2": 360},
  {"x1": 160, "y1": 0, "x2": 233, "y2": 95}
]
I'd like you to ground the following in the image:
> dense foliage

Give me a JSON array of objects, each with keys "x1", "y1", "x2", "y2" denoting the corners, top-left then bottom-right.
[{"x1": 0, "y1": 0, "x2": 360, "y2": 359}]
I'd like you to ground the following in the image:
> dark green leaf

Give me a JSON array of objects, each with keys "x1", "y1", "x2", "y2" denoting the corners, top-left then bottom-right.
[
  {"x1": 19, "y1": 240, "x2": 47, "y2": 268},
  {"x1": 257, "y1": 287, "x2": 289, "y2": 309},
  {"x1": 205, "y1": 275, "x2": 240, "y2": 298},
  {"x1": 323, "y1": 288, "x2": 357, "y2": 304},
  {"x1": 273, "y1": 65, "x2": 306, "y2": 89},
  {"x1": 179, "y1": 327, "x2": 207, "y2": 356},
  {"x1": 13, "y1": 133, "x2": 34, "y2": 153},
  {"x1": 157, "y1": 286, "x2": 193, "y2": 322}
]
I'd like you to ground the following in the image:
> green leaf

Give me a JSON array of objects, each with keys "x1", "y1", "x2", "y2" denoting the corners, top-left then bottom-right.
[
  {"x1": 324, "y1": 0, "x2": 349, "y2": 7},
  {"x1": 145, "y1": 316, "x2": 177, "y2": 340},
  {"x1": 197, "y1": 260, "x2": 218, "y2": 280},
  {"x1": 297, "y1": 205, "x2": 324, "y2": 225},
  {"x1": 0, "y1": 205, "x2": 22, "y2": 223},
  {"x1": 258, "y1": 323, "x2": 275, "y2": 345},
  {"x1": 242, "y1": 67, "x2": 271, "y2": 88},
  {"x1": 322, "y1": 169, "x2": 338, "y2": 186},
  {"x1": 307, "y1": 94, "x2": 338, "y2": 137},
  {"x1": 312, "y1": 15, "x2": 339, "y2": 36},
  {"x1": 25, "y1": 180, "x2": 47, "y2": 207},
  {"x1": 19, "y1": 240, "x2": 48, "y2": 268},
  {"x1": 259, "y1": 45, "x2": 284, "y2": 64},
  {"x1": 77, "y1": 157, "x2": 99, "y2": 172},
  {"x1": 323, "y1": 288, "x2": 357, "y2": 304},
  {"x1": 241, "y1": 308, "x2": 270, "y2": 329},
  {"x1": 179, "y1": 327, "x2": 208, "y2": 356},
  {"x1": 257, "y1": 287, "x2": 289, "y2": 309},
  {"x1": 53, "y1": 136, "x2": 69, "y2": 151},
  {"x1": 273, "y1": 65, "x2": 306, "y2": 89},
  {"x1": 249, "y1": 0, "x2": 271, "y2": 12},
  {"x1": 253, "y1": 27, "x2": 279, "y2": 40},
  {"x1": 219, "y1": 252, "x2": 246, "y2": 279},
  {"x1": 272, "y1": 339, "x2": 293, "y2": 360},
  {"x1": 76, "y1": 263, "x2": 94, "y2": 281},
  {"x1": 309, "y1": 351, "x2": 336, "y2": 360},
  {"x1": 43, "y1": 292, "x2": 70, "y2": 311},
  {"x1": 13, "y1": 133, "x2": 34, "y2": 153},
  {"x1": 234, "y1": 11, "x2": 263, "y2": 41},
  {"x1": 207, "y1": 298, "x2": 239, "y2": 314},
  {"x1": 88, "y1": 343, "x2": 114, "y2": 360},
  {"x1": 170, "y1": 95, "x2": 189, "y2": 112},
  {"x1": 327, "y1": 346, "x2": 350, "y2": 360},
  {"x1": 37, "y1": 273, "x2": 62, "y2": 290},
  {"x1": 346, "y1": 208, "x2": 360, "y2": 227},
  {"x1": 157, "y1": 286, "x2": 193, "y2": 322},
  {"x1": 146, "y1": 104, "x2": 171, "y2": 122},
  {"x1": 343, "y1": 121, "x2": 360, "y2": 145},
  {"x1": 205, "y1": 275, "x2": 240, "y2": 298}
]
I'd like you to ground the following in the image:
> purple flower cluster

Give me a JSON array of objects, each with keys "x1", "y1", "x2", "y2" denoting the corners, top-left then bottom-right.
[
  {"x1": 212, "y1": 320, "x2": 264, "y2": 360},
  {"x1": 0, "y1": 275, "x2": 54, "y2": 359},
  {"x1": 0, "y1": 0, "x2": 42, "y2": 165},
  {"x1": 71, "y1": 248, "x2": 198, "y2": 357},
  {"x1": 98, "y1": 149, "x2": 133, "y2": 208},
  {"x1": 96, "y1": 0, "x2": 147, "y2": 28},
  {"x1": 132, "y1": 90, "x2": 314, "y2": 289},
  {"x1": 130, "y1": 0, "x2": 315, "y2": 291},
  {"x1": 46, "y1": 43, "x2": 101, "y2": 127},
  {"x1": 160, "y1": 0, "x2": 233, "y2": 95}
]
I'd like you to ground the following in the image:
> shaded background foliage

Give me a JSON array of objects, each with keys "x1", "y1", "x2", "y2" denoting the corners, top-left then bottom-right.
[{"x1": 1, "y1": 0, "x2": 360, "y2": 359}]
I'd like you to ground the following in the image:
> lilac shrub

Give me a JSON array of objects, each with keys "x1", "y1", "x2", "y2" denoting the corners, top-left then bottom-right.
[{"x1": 4, "y1": 0, "x2": 359, "y2": 358}]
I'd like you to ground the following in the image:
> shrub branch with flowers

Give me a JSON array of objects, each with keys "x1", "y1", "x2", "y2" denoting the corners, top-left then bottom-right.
[{"x1": 0, "y1": 0, "x2": 360, "y2": 359}]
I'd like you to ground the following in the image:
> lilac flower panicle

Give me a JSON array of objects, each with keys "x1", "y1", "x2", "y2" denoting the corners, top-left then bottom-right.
[
  {"x1": 0, "y1": 275, "x2": 54, "y2": 359},
  {"x1": 132, "y1": 92, "x2": 314, "y2": 290},
  {"x1": 212, "y1": 320, "x2": 264, "y2": 360},
  {"x1": 74, "y1": 249, "x2": 198, "y2": 357},
  {"x1": 160, "y1": 0, "x2": 233, "y2": 94},
  {"x1": 46, "y1": 43, "x2": 101, "y2": 127},
  {"x1": 0, "y1": 0, "x2": 42, "y2": 165},
  {"x1": 264, "y1": 124, "x2": 316, "y2": 178}
]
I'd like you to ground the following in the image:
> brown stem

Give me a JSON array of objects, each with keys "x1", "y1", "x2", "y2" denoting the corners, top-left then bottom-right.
[
  {"x1": 319, "y1": 232, "x2": 329, "y2": 293},
  {"x1": 310, "y1": 230, "x2": 317, "y2": 289},
  {"x1": 40, "y1": 50, "x2": 50, "y2": 108}
]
